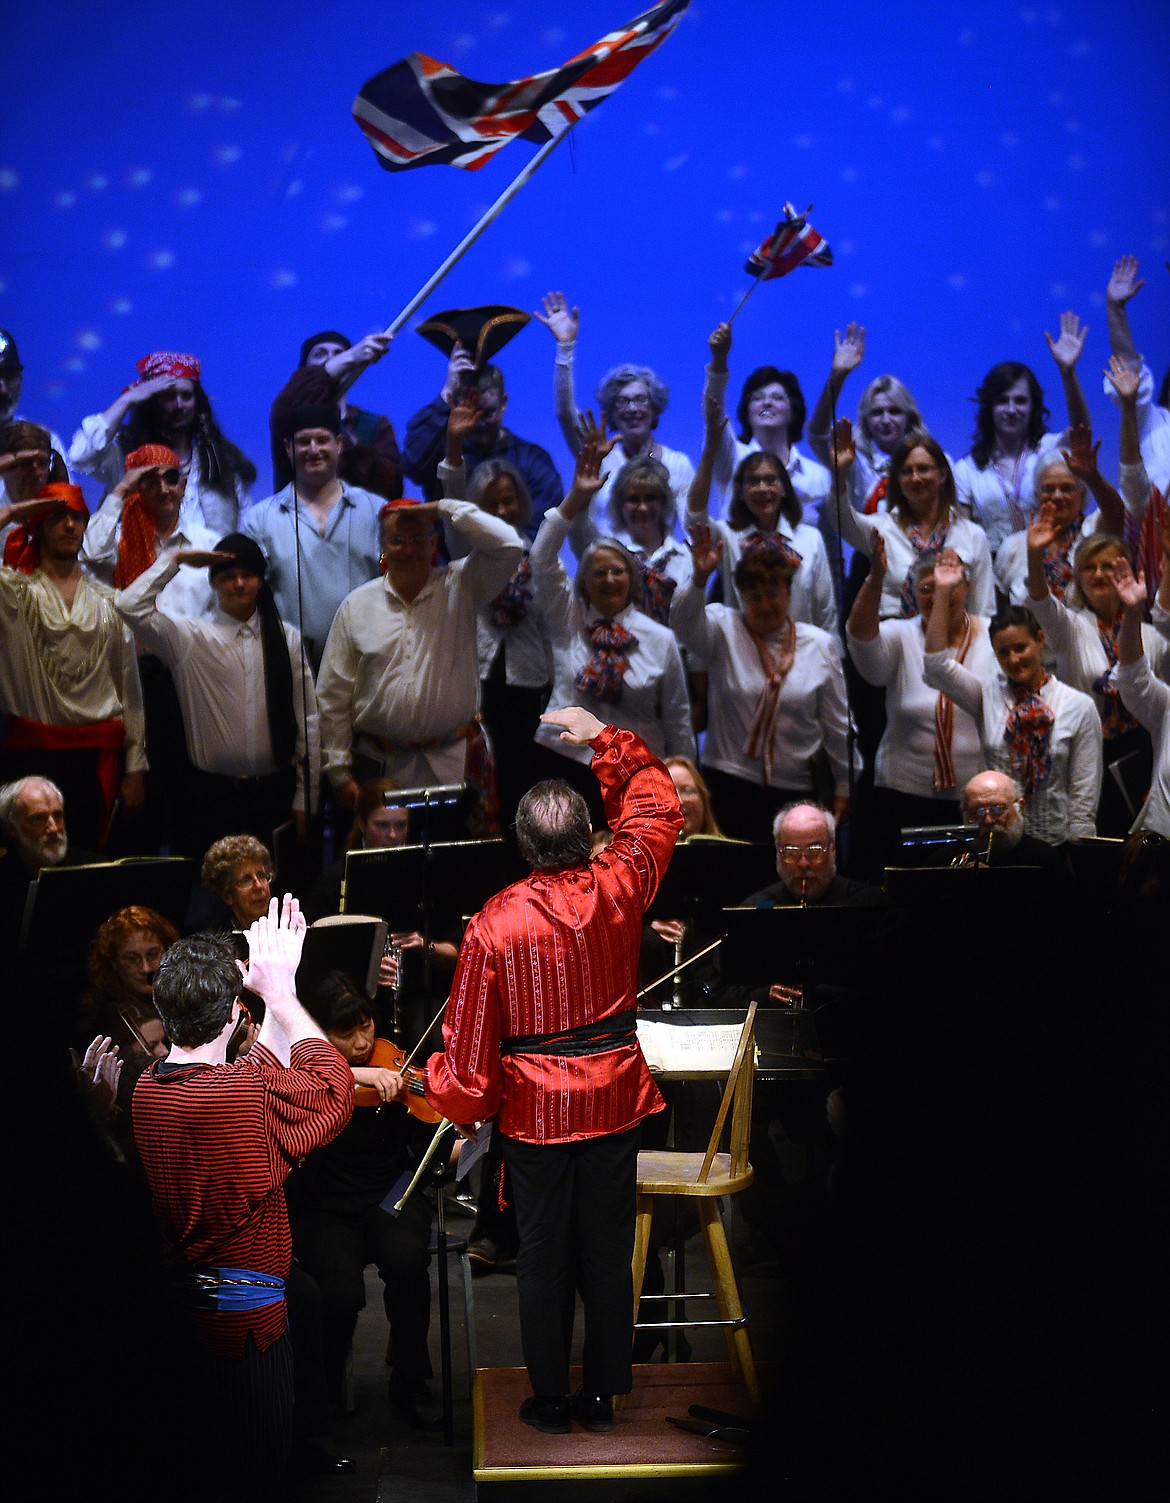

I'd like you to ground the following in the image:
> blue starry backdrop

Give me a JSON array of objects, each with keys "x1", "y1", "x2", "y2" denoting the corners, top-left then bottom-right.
[{"x1": 5, "y1": 1, "x2": 1168, "y2": 495}]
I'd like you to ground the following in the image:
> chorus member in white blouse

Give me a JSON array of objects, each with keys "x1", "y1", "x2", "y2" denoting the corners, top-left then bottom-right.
[
  {"x1": 994, "y1": 441, "x2": 1127, "y2": 607},
  {"x1": 114, "y1": 536, "x2": 319, "y2": 858},
  {"x1": 536, "y1": 292, "x2": 694, "y2": 552},
  {"x1": 922, "y1": 562, "x2": 1101, "y2": 846},
  {"x1": 686, "y1": 377, "x2": 837, "y2": 635},
  {"x1": 807, "y1": 323, "x2": 930, "y2": 518},
  {"x1": 701, "y1": 320, "x2": 830, "y2": 522},
  {"x1": 826, "y1": 418, "x2": 994, "y2": 620},
  {"x1": 847, "y1": 534, "x2": 996, "y2": 872},
  {"x1": 1113, "y1": 557, "x2": 1170, "y2": 839},
  {"x1": 671, "y1": 523, "x2": 850, "y2": 843},
  {"x1": 571, "y1": 456, "x2": 691, "y2": 627},
  {"x1": 1102, "y1": 255, "x2": 1170, "y2": 495},
  {"x1": 1025, "y1": 508, "x2": 1167, "y2": 836},
  {"x1": 529, "y1": 427, "x2": 695, "y2": 817},
  {"x1": 952, "y1": 315, "x2": 1091, "y2": 557},
  {"x1": 315, "y1": 495, "x2": 523, "y2": 815},
  {"x1": 438, "y1": 394, "x2": 552, "y2": 825}
]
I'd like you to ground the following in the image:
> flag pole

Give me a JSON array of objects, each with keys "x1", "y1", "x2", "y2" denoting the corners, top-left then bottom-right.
[
  {"x1": 381, "y1": 124, "x2": 574, "y2": 341},
  {"x1": 726, "y1": 274, "x2": 765, "y2": 326}
]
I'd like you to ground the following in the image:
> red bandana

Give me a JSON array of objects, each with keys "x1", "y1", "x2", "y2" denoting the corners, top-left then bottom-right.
[{"x1": 2, "y1": 483, "x2": 89, "y2": 574}]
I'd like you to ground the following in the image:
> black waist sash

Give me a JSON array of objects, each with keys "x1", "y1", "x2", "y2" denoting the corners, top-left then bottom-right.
[{"x1": 500, "y1": 1009, "x2": 638, "y2": 1058}]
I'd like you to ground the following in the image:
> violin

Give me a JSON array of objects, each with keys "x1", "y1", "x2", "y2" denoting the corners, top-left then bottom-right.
[{"x1": 353, "y1": 1036, "x2": 443, "y2": 1124}]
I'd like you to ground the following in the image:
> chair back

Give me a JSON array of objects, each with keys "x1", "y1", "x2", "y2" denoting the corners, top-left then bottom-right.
[{"x1": 697, "y1": 1001, "x2": 757, "y2": 1183}]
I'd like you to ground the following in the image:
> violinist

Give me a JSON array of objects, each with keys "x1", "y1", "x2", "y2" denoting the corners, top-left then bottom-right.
[{"x1": 286, "y1": 971, "x2": 440, "y2": 1432}]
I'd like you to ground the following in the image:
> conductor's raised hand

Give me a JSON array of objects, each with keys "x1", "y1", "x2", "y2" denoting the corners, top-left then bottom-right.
[
  {"x1": 243, "y1": 894, "x2": 307, "y2": 1006},
  {"x1": 541, "y1": 706, "x2": 607, "y2": 746}
]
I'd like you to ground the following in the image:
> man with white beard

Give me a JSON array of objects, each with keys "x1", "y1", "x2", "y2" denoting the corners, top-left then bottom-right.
[
  {"x1": 960, "y1": 769, "x2": 1069, "y2": 871},
  {"x1": 0, "y1": 776, "x2": 91, "y2": 950}
]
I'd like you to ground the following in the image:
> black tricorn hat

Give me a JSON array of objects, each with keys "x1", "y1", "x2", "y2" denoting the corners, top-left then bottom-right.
[{"x1": 416, "y1": 305, "x2": 531, "y2": 367}]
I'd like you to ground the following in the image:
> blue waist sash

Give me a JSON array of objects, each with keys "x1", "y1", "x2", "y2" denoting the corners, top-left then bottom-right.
[{"x1": 184, "y1": 1266, "x2": 286, "y2": 1314}]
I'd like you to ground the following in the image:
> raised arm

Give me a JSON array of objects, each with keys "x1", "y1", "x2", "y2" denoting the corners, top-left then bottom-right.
[
  {"x1": 921, "y1": 554, "x2": 985, "y2": 717},
  {"x1": 821, "y1": 417, "x2": 874, "y2": 554},
  {"x1": 668, "y1": 523, "x2": 721, "y2": 660},
  {"x1": 686, "y1": 387, "x2": 727, "y2": 521},
  {"x1": 246, "y1": 896, "x2": 323, "y2": 1065},
  {"x1": 808, "y1": 323, "x2": 865, "y2": 463},
  {"x1": 1044, "y1": 310, "x2": 1091, "y2": 435},
  {"x1": 1062, "y1": 423, "x2": 1125, "y2": 537},
  {"x1": 323, "y1": 332, "x2": 392, "y2": 399},
  {"x1": 701, "y1": 322, "x2": 738, "y2": 496},
  {"x1": 1105, "y1": 256, "x2": 1143, "y2": 366},
  {"x1": 845, "y1": 531, "x2": 887, "y2": 645},
  {"x1": 536, "y1": 291, "x2": 584, "y2": 457}
]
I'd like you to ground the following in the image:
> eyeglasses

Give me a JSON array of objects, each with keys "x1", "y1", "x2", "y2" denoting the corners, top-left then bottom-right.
[
  {"x1": 777, "y1": 843, "x2": 830, "y2": 862},
  {"x1": 968, "y1": 802, "x2": 1019, "y2": 821},
  {"x1": 614, "y1": 396, "x2": 652, "y2": 411},
  {"x1": 158, "y1": 467, "x2": 183, "y2": 485},
  {"x1": 232, "y1": 869, "x2": 272, "y2": 890}
]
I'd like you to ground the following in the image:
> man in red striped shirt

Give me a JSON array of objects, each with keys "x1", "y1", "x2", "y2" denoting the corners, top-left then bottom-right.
[
  {"x1": 133, "y1": 895, "x2": 353, "y2": 1494},
  {"x1": 425, "y1": 706, "x2": 683, "y2": 1435}
]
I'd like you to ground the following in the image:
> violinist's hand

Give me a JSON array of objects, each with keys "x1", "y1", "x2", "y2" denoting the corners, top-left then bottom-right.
[
  {"x1": 352, "y1": 1065, "x2": 404, "y2": 1103},
  {"x1": 650, "y1": 918, "x2": 686, "y2": 946},
  {"x1": 769, "y1": 982, "x2": 803, "y2": 1007},
  {"x1": 454, "y1": 1120, "x2": 481, "y2": 1142}
]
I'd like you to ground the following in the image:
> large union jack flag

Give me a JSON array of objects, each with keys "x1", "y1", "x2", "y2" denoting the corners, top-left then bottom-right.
[
  {"x1": 745, "y1": 203, "x2": 833, "y2": 280},
  {"x1": 353, "y1": 0, "x2": 689, "y2": 172}
]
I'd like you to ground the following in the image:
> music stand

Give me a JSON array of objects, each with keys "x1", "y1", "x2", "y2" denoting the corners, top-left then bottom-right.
[
  {"x1": 648, "y1": 837, "x2": 779, "y2": 931},
  {"x1": 297, "y1": 914, "x2": 388, "y2": 1003},
  {"x1": 384, "y1": 783, "x2": 479, "y2": 847},
  {"x1": 719, "y1": 904, "x2": 886, "y2": 995},
  {"x1": 883, "y1": 863, "x2": 1047, "y2": 912},
  {"x1": 897, "y1": 824, "x2": 978, "y2": 868},
  {"x1": 21, "y1": 856, "x2": 198, "y2": 1009}
]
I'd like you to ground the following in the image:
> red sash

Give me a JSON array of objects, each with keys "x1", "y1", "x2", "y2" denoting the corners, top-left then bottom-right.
[{"x1": 2, "y1": 714, "x2": 126, "y2": 847}]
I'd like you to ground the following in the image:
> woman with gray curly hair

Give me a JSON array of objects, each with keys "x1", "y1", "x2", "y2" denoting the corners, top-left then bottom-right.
[
  {"x1": 200, "y1": 833, "x2": 273, "y2": 929},
  {"x1": 535, "y1": 291, "x2": 695, "y2": 552}
]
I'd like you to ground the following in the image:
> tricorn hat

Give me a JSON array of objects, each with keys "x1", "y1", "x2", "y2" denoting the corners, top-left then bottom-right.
[{"x1": 416, "y1": 305, "x2": 530, "y2": 367}]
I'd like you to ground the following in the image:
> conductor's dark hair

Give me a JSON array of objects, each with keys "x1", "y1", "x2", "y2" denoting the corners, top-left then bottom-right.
[
  {"x1": 307, "y1": 970, "x2": 374, "y2": 1035},
  {"x1": 515, "y1": 780, "x2": 593, "y2": 871},
  {"x1": 151, "y1": 933, "x2": 241, "y2": 1050}
]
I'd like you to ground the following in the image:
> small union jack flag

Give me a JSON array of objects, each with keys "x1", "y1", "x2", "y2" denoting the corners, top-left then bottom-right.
[
  {"x1": 353, "y1": 0, "x2": 690, "y2": 172},
  {"x1": 745, "y1": 203, "x2": 833, "y2": 280}
]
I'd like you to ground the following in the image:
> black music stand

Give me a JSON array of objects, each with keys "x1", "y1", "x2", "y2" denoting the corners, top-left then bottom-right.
[
  {"x1": 296, "y1": 914, "x2": 388, "y2": 1003},
  {"x1": 883, "y1": 863, "x2": 1048, "y2": 912},
  {"x1": 384, "y1": 782, "x2": 480, "y2": 847},
  {"x1": 719, "y1": 904, "x2": 886, "y2": 996},
  {"x1": 647, "y1": 838, "x2": 778, "y2": 932},
  {"x1": 897, "y1": 824, "x2": 979, "y2": 868}
]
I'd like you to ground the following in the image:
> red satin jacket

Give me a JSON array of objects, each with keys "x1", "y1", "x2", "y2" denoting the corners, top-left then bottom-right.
[{"x1": 425, "y1": 726, "x2": 683, "y2": 1143}]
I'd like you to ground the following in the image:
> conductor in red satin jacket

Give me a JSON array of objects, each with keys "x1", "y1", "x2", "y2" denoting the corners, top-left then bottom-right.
[{"x1": 425, "y1": 706, "x2": 683, "y2": 1435}]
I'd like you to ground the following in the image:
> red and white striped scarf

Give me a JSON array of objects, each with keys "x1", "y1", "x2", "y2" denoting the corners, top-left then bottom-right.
[
  {"x1": 932, "y1": 614, "x2": 975, "y2": 791},
  {"x1": 744, "y1": 618, "x2": 797, "y2": 785}
]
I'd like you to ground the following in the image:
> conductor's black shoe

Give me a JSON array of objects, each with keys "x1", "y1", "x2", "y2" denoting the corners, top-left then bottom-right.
[
  {"x1": 570, "y1": 1391, "x2": 615, "y2": 1432},
  {"x1": 519, "y1": 1396, "x2": 571, "y2": 1434},
  {"x1": 388, "y1": 1375, "x2": 443, "y2": 1432},
  {"x1": 289, "y1": 1439, "x2": 358, "y2": 1475}
]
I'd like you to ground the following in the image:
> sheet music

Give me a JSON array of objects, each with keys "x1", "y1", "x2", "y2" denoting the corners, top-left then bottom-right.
[{"x1": 636, "y1": 1019, "x2": 744, "y2": 1074}]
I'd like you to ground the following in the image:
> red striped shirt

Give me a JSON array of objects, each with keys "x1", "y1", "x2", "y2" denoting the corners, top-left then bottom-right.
[
  {"x1": 132, "y1": 1038, "x2": 353, "y2": 1355},
  {"x1": 425, "y1": 727, "x2": 683, "y2": 1143}
]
